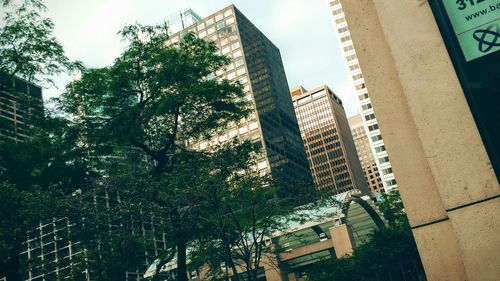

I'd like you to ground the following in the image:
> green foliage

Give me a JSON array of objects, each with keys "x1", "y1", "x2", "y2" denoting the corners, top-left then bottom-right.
[
  {"x1": 188, "y1": 143, "x2": 320, "y2": 281},
  {"x1": 0, "y1": 1, "x2": 77, "y2": 85},
  {"x1": 58, "y1": 25, "x2": 249, "y2": 175},
  {"x1": 56, "y1": 23, "x2": 253, "y2": 281},
  {"x1": 304, "y1": 192, "x2": 425, "y2": 281},
  {"x1": 377, "y1": 190, "x2": 408, "y2": 226},
  {"x1": 0, "y1": 114, "x2": 92, "y2": 280}
]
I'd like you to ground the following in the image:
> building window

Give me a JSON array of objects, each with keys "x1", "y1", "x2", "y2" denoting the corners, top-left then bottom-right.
[
  {"x1": 233, "y1": 50, "x2": 242, "y2": 58},
  {"x1": 382, "y1": 167, "x2": 393, "y2": 175},
  {"x1": 368, "y1": 124, "x2": 379, "y2": 131},
  {"x1": 362, "y1": 103, "x2": 372, "y2": 111},
  {"x1": 359, "y1": 93, "x2": 369, "y2": 101},
  {"x1": 341, "y1": 35, "x2": 351, "y2": 43},
  {"x1": 335, "y1": 18, "x2": 346, "y2": 25},
  {"x1": 338, "y1": 26, "x2": 349, "y2": 34},
  {"x1": 385, "y1": 179, "x2": 397, "y2": 186},
  {"x1": 231, "y1": 41, "x2": 240, "y2": 50},
  {"x1": 355, "y1": 83, "x2": 366, "y2": 90},
  {"x1": 234, "y1": 58, "x2": 244, "y2": 67},
  {"x1": 372, "y1": 135, "x2": 382, "y2": 142},
  {"x1": 222, "y1": 46, "x2": 231, "y2": 54},
  {"x1": 365, "y1": 113, "x2": 376, "y2": 121},
  {"x1": 352, "y1": 73, "x2": 363, "y2": 80},
  {"x1": 216, "y1": 21, "x2": 225, "y2": 31},
  {"x1": 375, "y1": 145, "x2": 385, "y2": 152},
  {"x1": 343, "y1": 45, "x2": 354, "y2": 52},
  {"x1": 379, "y1": 156, "x2": 390, "y2": 164}
]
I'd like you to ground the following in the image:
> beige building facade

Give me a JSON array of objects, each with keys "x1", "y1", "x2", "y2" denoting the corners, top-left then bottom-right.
[
  {"x1": 291, "y1": 85, "x2": 370, "y2": 195},
  {"x1": 348, "y1": 114, "x2": 384, "y2": 193},
  {"x1": 335, "y1": 1, "x2": 500, "y2": 280}
]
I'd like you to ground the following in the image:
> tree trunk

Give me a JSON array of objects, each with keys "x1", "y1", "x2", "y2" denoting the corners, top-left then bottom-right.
[
  {"x1": 177, "y1": 240, "x2": 188, "y2": 281},
  {"x1": 224, "y1": 241, "x2": 240, "y2": 281},
  {"x1": 245, "y1": 264, "x2": 253, "y2": 281}
]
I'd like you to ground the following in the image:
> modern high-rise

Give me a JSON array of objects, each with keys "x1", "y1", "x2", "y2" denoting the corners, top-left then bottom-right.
[
  {"x1": 348, "y1": 115, "x2": 384, "y2": 193},
  {"x1": 291, "y1": 85, "x2": 369, "y2": 195},
  {"x1": 328, "y1": 0, "x2": 397, "y2": 191},
  {"x1": 165, "y1": 9, "x2": 202, "y2": 35},
  {"x1": 171, "y1": 5, "x2": 313, "y2": 188},
  {"x1": 0, "y1": 73, "x2": 43, "y2": 141}
]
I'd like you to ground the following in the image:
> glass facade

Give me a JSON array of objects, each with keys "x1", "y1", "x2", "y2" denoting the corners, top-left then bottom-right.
[
  {"x1": 170, "y1": 5, "x2": 313, "y2": 190},
  {"x1": 0, "y1": 73, "x2": 43, "y2": 141},
  {"x1": 292, "y1": 86, "x2": 370, "y2": 195},
  {"x1": 348, "y1": 115, "x2": 384, "y2": 193},
  {"x1": 20, "y1": 218, "x2": 89, "y2": 281}
]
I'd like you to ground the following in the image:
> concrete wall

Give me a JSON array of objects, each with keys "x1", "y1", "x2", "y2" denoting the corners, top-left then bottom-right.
[{"x1": 338, "y1": 0, "x2": 500, "y2": 280}]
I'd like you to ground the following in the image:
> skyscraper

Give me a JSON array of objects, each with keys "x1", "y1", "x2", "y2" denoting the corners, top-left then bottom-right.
[
  {"x1": 170, "y1": 5, "x2": 313, "y2": 188},
  {"x1": 0, "y1": 73, "x2": 43, "y2": 141},
  {"x1": 165, "y1": 9, "x2": 202, "y2": 35},
  {"x1": 328, "y1": 0, "x2": 397, "y2": 191},
  {"x1": 348, "y1": 114, "x2": 384, "y2": 193},
  {"x1": 291, "y1": 85, "x2": 369, "y2": 195}
]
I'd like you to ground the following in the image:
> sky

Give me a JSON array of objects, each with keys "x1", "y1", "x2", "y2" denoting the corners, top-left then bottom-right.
[{"x1": 41, "y1": 0, "x2": 359, "y2": 117}]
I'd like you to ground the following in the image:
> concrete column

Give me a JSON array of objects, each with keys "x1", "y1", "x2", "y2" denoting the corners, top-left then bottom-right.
[
  {"x1": 287, "y1": 272, "x2": 298, "y2": 281},
  {"x1": 338, "y1": 0, "x2": 500, "y2": 280},
  {"x1": 262, "y1": 251, "x2": 283, "y2": 281},
  {"x1": 329, "y1": 224, "x2": 355, "y2": 258}
]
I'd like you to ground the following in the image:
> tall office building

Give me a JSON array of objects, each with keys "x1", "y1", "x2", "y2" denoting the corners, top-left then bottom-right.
[
  {"x1": 171, "y1": 5, "x2": 312, "y2": 188},
  {"x1": 348, "y1": 115, "x2": 384, "y2": 193},
  {"x1": 165, "y1": 9, "x2": 202, "y2": 35},
  {"x1": 291, "y1": 85, "x2": 369, "y2": 195},
  {"x1": 328, "y1": 0, "x2": 397, "y2": 191},
  {"x1": 0, "y1": 73, "x2": 43, "y2": 141}
]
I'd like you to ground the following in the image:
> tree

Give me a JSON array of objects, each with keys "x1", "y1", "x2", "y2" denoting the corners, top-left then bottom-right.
[
  {"x1": 57, "y1": 24, "x2": 250, "y2": 281},
  {"x1": 377, "y1": 189, "x2": 407, "y2": 226},
  {"x1": 187, "y1": 143, "x2": 321, "y2": 281},
  {"x1": 0, "y1": 2, "x2": 84, "y2": 279},
  {"x1": 0, "y1": 0, "x2": 76, "y2": 85},
  {"x1": 304, "y1": 191, "x2": 425, "y2": 281},
  {"x1": 0, "y1": 116, "x2": 92, "y2": 281}
]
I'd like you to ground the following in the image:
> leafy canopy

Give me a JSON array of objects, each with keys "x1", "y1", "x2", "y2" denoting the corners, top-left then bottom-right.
[
  {"x1": 0, "y1": 1, "x2": 76, "y2": 85},
  {"x1": 59, "y1": 24, "x2": 250, "y2": 175}
]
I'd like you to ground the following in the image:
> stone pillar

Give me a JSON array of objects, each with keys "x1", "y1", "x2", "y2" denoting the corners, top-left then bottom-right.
[
  {"x1": 338, "y1": 1, "x2": 500, "y2": 280},
  {"x1": 287, "y1": 272, "x2": 298, "y2": 281},
  {"x1": 329, "y1": 224, "x2": 355, "y2": 258},
  {"x1": 262, "y1": 251, "x2": 283, "y2": 281}
]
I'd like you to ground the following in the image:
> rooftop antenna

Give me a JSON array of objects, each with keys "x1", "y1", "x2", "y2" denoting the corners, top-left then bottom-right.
[{"x1": 180, "y1": 10, "x2": 185, "y2": 29}]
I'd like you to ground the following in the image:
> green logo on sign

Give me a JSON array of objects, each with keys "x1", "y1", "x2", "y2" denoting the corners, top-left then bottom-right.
[
  {"x1": 472, "y1": 24, "x2": 500, "y2": 52},
  {"x1": 443, "y1": 0, "x2": 500, "y2": 61}
]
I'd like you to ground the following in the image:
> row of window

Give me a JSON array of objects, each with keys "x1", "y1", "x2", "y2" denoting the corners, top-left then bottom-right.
[
  {"x1": 361, "y1": 103, "x2": 372, "y2": 111},
  {"x1": 368, "y1": 124, "x2": 379, "y2": 131},
  {"x1": 372, "y1": 134, "x2": 382, "y2": 142},
  {"x1": 349, "y1": 64, "x2": 360, "y2": 71},
  {"x1": 379, "y1": 156, "x2": 390, "y2": 164},
  {"x1": 365, "y1": 113, "x2": 376, "y2": 121},
  {"x1": 332, "y1": 7, "x2": 343, "y2": 15},
  {"x1": 338, "y1": 26, "x2": 349, "y2": 34},
  {"x1": 340, "y1": 35, "x2": 351, "y2": 43}
]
